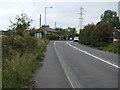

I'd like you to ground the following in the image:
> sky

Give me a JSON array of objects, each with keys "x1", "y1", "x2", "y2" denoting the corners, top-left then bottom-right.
[{"x1": 0, "y1": 0, "x2": 120, "y2": 31}]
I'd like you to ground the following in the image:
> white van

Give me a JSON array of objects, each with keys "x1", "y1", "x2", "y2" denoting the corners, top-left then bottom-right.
[{"x1": 74, "y1": 37, "x2": 79, "y2": 42}]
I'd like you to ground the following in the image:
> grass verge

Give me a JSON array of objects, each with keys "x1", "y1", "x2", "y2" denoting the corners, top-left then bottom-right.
[
  {"x1": 2, "y1": 36, "x2": 49, "y2": 88},
  {"x1": 97, "y1": 42, "x2": 120, "y2": 54}
]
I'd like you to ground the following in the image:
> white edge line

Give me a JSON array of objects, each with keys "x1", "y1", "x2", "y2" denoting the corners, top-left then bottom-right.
[
  {"x1": 66, "y1": 42, "x2": 120, "y2": 69},
  {"x1": 54, "y1": 41, "x2": 74, "y2": 88}
]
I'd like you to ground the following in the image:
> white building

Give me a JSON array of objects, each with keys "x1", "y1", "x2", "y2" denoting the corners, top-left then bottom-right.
[
  {"x1": 118, "y1": 1, "x2": 120, "y2": 20},
  {"x1": 34, "y1": 33, "x2": 42, "y2": 39}
]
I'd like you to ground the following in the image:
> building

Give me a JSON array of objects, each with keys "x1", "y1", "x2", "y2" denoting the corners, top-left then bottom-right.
[
  {"x1": 40, "y1": 25, "x2": 60, "y2": 35},
  {"x1": 34, "y1": 33, "x2": 42, "y2": 39},
  {"x1": 113, "y1": 29, "x2": 120, "y2": 42},
  {"x1": 118, "y1": 1, "x2": 120, "y2": 19}
]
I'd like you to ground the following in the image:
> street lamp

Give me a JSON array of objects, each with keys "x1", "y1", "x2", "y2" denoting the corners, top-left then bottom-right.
[{"x1": 45, "y1": 7, "x2": 52, "y2": 25}]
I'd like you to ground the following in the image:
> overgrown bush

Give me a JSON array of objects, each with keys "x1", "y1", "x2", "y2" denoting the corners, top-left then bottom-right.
[
  {"x1": 90, "y1": 28, "x2": 101, "y2": 47},
  {"x1": 79, "y1": 22, "x2": 113, "y2": 47},
  {"x1": 2, "y1": 35, "x2": 38, "y2": 60},
  {"x1": 2, "y1": 35, "x2": 49, "y2": 88}
]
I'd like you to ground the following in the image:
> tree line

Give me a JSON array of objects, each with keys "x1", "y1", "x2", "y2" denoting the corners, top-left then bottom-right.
[{"x1": 79, "y1": 10, "x2": 120, "y2": 47}]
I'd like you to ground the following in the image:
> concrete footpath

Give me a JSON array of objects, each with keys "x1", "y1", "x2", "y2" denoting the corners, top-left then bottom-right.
[{"x1": 33, "y1": 41, "x2": 71, "y2": 88}]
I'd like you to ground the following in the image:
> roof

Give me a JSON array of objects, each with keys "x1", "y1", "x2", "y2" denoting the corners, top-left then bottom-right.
[{"x1": 40, "y1": 25, "x2": 59, "y2": 33}]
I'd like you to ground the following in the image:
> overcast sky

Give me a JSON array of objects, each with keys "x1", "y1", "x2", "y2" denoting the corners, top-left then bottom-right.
[{"x1": 0, "y1": 0, "x2": 119, "y2": 31}]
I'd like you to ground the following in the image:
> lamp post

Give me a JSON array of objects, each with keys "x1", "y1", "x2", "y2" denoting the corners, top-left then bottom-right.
[{"x1": 45, "y1": 7, "x2": 52, "y2": 25}]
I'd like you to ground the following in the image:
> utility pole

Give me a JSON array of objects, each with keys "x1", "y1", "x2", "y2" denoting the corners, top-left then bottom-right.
[
  {"x1": 78, "y1": 7, "x2": 84, "y2": 31},
  {"x1": 40, "y1": 14, "x2": 41, "y2": 28},
  {"x1": 45, "y1": 7, "x2": 47, "y2": 25},
  {"x1": 45, "y1": 7, "x2": 52, "y2": 25},
  {"x1": 55, "y1": 22, "x2": 56, "y2": 28}
]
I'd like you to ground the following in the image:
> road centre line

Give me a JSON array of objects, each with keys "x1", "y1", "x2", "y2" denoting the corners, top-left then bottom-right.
[{"x1": 66, "y1": 42, "x2": 120, "y2": 69}]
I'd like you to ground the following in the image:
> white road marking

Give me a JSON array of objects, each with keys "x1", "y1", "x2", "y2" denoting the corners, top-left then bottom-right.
[
  {"x1": 54, "y1": 41, "x2": 74, "y2": 88},
  {"x1": 54, "y1": 41, "x2": 82, "y2": 88},
  {"x1": 66, "y1": 42, "x2": 120, "y2": 69}
]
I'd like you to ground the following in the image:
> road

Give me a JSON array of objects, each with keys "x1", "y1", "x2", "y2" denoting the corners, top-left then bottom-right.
[{"x1": 34, "y1": 41, "x2": 119, "y2": 88}]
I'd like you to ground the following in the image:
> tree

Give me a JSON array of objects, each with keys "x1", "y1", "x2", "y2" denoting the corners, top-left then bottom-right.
[
  {"x1": 67, "y1": 27, "x2": 77, "y2": 38},
  {"x1": 8, "y1": 13, "x2": 33, "y2": 36},
  {"x1": 55, "y1": 27, "x2": 77, "y2": 40},
  {"x1": 96, "y1": 21, "x2": 113, "y2": 45},
  {"x1": 55, "y1": 28, "x2": 66, "y2": 39},
  {"x1": 79, "y1": 24, "x2": 95, "y2": 45},
  {"x1": 101, "y1": 10, "x2": 120, "y2": 29},
  {"x1": 90, "y1": 27, "x2": 101, "y2": 47}
]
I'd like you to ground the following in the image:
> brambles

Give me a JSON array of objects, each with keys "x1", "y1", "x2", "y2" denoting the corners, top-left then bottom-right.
[
  {"x1": 2, "y1": 12, "x2": 49, "y2": 88},
  {"x1": 2, "y1": 35, "x2": 49, "y2": 88}
]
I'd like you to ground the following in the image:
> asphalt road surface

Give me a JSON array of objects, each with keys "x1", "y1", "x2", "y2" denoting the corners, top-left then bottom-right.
[{"x1": 34, "y1": 41, "x2": 119, "y2": 88}]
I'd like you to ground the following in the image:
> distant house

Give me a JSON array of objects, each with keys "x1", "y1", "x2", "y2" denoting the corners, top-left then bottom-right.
[
  {"x1": 34, "y1": 32, "x2": 42, "y2": 39},
  {"x1": 113, "y1": 29, "x2": 120, "y2": 42},
  {"x1": 40, "y1": 25, "x2": 60, "y2": 35}
]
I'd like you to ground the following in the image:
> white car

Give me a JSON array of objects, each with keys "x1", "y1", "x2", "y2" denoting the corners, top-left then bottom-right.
[
  {"x1": 74, "y1": 37, "x2": 79, "y2": 42},
  {"x1": 69, "y1": 37, "x2": 73, "y2": 41}
]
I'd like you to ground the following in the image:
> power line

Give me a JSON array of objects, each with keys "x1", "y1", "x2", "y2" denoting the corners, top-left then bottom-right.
[
  {"x1": 31, "y1": 0, "x2": 40, "y2": 14},
  {"x1": 31, "y1": 0, "x2": 42, "y2": 28}
]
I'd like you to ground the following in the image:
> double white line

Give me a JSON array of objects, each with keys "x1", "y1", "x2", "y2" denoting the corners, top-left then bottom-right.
[{"x1": 66, "y1": 42, "x2": 120, "y2": 69}]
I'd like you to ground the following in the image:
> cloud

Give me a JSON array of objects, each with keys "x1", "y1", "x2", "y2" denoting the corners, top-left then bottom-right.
[
  {"x1": 30, "y1": 0, "x2": 119, "y2": 2},
  {"x1": 0, "y1": 8, "x2": 28, "y2": 15},
  {"x1": 1, "y1": 0, "x2": 27, "y2": 3},
  {"x1": 0, "y1": 1, "x2": 118, "y2": 30}
]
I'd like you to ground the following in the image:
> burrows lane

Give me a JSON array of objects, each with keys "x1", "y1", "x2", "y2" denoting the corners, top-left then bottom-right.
[{"x1": 34, "y1": 41, "x2": 118, "y2": 88}]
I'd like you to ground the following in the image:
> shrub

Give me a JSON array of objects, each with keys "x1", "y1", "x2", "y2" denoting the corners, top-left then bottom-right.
[
  {"x1": 2, "y1": 35, "x2": 38, "y2": 60},
  {"x1": 2, "y1": 35, "x2": 49, "y2": 88},
  {"x1": 90, "y1": 28, "x2": 101, "y2": 47},
  {"x1": 46, "y1": 34, "x2": 59, "y2": 40}
]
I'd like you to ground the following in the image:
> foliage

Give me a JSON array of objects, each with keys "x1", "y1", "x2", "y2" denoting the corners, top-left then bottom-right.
[
  {"x1": 3, "y1": 53, "x2": 38, "y2": 88},
  {"x1": 2, "y1": 36, "x2": 38, "y2": 60},
  {"x1": 55, "y1": 27, "x2": 77, "y2": 40},
  {"x1": 2, "y1": 35, "x2": 49, "y2": 88},
  {"x1": 2, "y1": 12, "x2": 49, "y2": 88},
  {"x1": 97, "y1": 42, "x2": 120, "y2": 54},
  {"x1": 80, "y1": 24, "x2": 94, "y2": 45},
  {"x1": 8, "y1": 13, "x2": 33, "y2": 36},
  {"x1": 78, "y1": 9, "x2": 120, "y2": 54},
  {"x1": 96, "y1": 22, "x2": 113, "y2": 45},
  {"x1": 79, "y1": 22, "x2": 114, "y2": 47},
  {"x1": 55, "y1": 28, "x2": 67, "y2": 39},
  {"x1": 67, "y1": 27, "x2": 77, "y2": 38},
  {"x1": 101, "y1": 10, "x2": 120, "y2": 29},
  {"x1": 46, "y1": 34, "x2": 59, "y2": 40},
  {"x1": 90, "y1": 27, "x2": 101, "y2": 47}
]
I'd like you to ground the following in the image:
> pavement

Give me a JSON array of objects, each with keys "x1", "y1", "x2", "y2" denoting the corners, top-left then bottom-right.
[{"x1": 34, "y1": 41, "x2": 119, "y2": 88}]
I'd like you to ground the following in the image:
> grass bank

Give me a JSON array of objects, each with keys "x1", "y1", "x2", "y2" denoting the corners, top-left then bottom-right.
[
  {"x1": 2, "y1": 35, "x2": 49, "y2": 88},
  {"x1": 80, "y1": 42, "x2": 120, "y2": 54},
  {"x1": 96, "y1": 42, "x2": 120, "y2": 54}
]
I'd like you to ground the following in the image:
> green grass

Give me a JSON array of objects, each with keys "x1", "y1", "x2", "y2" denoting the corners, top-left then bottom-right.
[
  {"x1": 79, "y1": 40, "x2": 120, "y2": 54},
  {"x1": 2, "y1": 37, "x2": 49, "y2": 88},
  {"x1": 97, "y1": 42, "x2": 120, "y2": 54},
  {"x1": 3, "y1": 53, "x2": 38, "y2": 88}
]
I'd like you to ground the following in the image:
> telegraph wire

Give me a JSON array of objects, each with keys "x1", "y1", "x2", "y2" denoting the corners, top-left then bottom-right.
[{"x1": 31, "y1": 0, "x2": 40, "y2": 14}]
